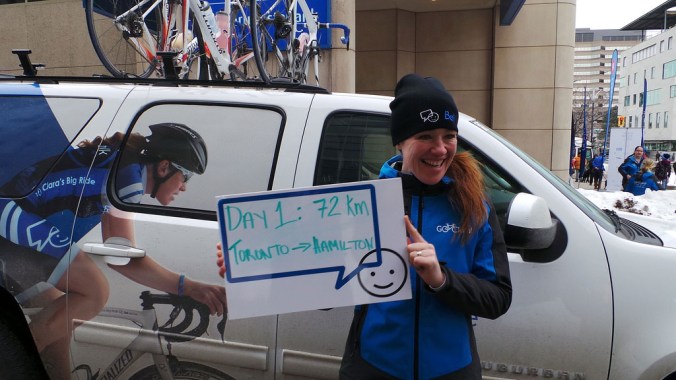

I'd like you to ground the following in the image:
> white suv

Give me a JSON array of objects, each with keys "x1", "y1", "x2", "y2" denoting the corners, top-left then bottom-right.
[{"x1": 0, "y1": 75, "x2": 675, "y2": 380}]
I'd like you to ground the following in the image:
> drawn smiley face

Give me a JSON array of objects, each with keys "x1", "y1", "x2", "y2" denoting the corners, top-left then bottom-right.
[{"x1": 358, "y1": 248, "x2": 408, "y2": 298}]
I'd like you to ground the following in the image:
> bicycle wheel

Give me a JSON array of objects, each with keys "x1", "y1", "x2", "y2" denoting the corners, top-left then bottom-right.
[
  {"x1": 249, "y1": 0, "x2": 293, "y2": 83},
  {"x1": 130, "y1": 360, "x2": 236, "y2": 380},
  {"x1": 230, "y1": 2, "x2": 266, "y2": 80},
  {"x1": 85, "y1": 0, "x2": 164, "y2": 78}
]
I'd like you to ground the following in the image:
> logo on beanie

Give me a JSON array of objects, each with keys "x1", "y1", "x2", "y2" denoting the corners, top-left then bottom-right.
[
  {"x1": 444, "y1": 111, "x2": 456, "y2": 123},
  {"x1": 420, "y1": 109, "x2": 439, "y2": 123}
]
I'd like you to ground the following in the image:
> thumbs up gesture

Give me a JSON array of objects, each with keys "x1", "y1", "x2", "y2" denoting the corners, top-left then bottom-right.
[{"x1": 404, "y1": 216, "x2": 446, "y2": 289}]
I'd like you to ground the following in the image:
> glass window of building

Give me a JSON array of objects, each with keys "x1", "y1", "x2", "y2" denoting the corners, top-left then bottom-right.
[
  {"x1": 664, "y1": 60, "x2": 676, "y2": 79},
  {"x1": 671, "y1": 85, "x2": 676, "y2": 98},
  {"x1": 670, "y1": 37, "x2": 673, "y2": 50},
  {"x1": 629, "y1": 116, "x2": 633, "y2": 127},
  {"x1": 624, "y1": 96, "x2": 630, "y2": 106},
  {"x1": 646, "y1": 89, "x2": 661, "y2": 105},
  {"x1": 666, "y1": 112, "x2": 669, "y2": 128},
  {"x1": 657, "y1": 112, "x2": 660, "y2": 128},
  {"x1": 651, "y1": 67, "x2": 655, "y2": 79},
  {"x1": 661, "y1": 40, "x2": 665, "y2": 52},
  {"x1": 649, "y1": 113, "x2": 653, "y2": 128},
  {"x1": 633, "y1": 94, "x2": 637, "y2": 105}
]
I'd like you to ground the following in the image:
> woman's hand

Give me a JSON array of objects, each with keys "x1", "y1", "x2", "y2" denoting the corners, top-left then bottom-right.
[
  {"x1": 404, "y1": 216, "x2": 446, "y2": 289},
  {"x1": 184, "y1": 278, "x2": 227, "y2": 316},
  {"x1": 217, "y1": 242, "x2": 226, "y2": 278}
]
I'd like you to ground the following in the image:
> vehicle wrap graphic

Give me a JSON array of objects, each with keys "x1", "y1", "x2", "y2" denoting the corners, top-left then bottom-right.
[{"x1": 0, "y1": 84, "x2": 70, "y2": 188}]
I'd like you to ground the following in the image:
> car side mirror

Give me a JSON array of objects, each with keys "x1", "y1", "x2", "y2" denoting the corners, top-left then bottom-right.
[{"x1": 504, "y1": 193, "x2": 558, "y2": 250}]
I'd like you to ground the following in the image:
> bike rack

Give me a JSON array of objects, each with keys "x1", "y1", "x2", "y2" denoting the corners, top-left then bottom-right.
[
  {"x1": 12, "y1": 49, "x2": 45, "y2": 77},
  {"x1": 157, "y1": 51, "x2": 179, "y2": 81}
]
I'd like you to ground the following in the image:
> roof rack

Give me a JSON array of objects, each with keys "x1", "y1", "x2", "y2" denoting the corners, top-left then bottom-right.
[
  {"x1": 12, "y1": 49, "x2": 45, "y2": 77},
  {"x1": 3, "y1": 49, "x2": 330, "y2": 94}
]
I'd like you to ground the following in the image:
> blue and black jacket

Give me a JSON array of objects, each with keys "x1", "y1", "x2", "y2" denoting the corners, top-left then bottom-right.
[
  {"x1": 625, "y1": 170, "x2": 660, "y2": 196},
  {"x1": 619, "y1": 155, "x2": 642, "y2": 190},
  {"x1": 340, "y1": 155, "x2": 512, "y2": 380}
]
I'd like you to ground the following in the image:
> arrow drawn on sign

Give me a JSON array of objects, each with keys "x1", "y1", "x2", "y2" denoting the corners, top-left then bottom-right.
[{"x1": 292, "y1": 242, "x2": 311, "y2": 252}]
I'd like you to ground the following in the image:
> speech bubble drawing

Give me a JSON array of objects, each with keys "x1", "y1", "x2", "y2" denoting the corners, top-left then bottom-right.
[{"x1": 217, "y1": 184, "x2": 385, "y2": 289}]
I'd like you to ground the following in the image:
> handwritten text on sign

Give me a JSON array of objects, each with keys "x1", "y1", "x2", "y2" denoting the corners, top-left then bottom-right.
[{"x1": 217, "y1": 179, "x2": 410, "y2": 319}]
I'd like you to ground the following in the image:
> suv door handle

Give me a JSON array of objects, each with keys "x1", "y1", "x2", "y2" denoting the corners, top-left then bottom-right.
[{"x1": 82, "y1": 237, "x2": 145, "y2": 259}]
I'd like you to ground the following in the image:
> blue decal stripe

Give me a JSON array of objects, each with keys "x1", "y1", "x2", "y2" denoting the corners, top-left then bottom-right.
[{"x1": 0, "y1": 83, "x2": 42, "y2": 96}]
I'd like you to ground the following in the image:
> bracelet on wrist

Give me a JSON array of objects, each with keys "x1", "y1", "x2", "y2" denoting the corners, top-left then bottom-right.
[
  {"x1": 430, "y1": 274, "x2": 447, "y2": 292},
  {"x1": 178, "y1": 274, "x2": 185, "y2": 296}
]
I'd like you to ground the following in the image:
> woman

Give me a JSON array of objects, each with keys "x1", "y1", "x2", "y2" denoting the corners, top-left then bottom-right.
[
  {"x1": 625, "y1": 158, "x2": 660, "y2": 196},
  {"x1": 618, "y1": 145, "x2": 644, "y2": 191},
  {"x1": 0, "y1": 123, "x2": 226, "y2": 379},
  {"x1": 339, "y1": 74, "x2": 512, "y2": 379}
]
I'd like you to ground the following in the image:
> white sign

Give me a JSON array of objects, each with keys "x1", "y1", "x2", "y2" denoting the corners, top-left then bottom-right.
[
  {"x1": 217, "y1": 178, "x2": 411, "y2": 319},
  {"x1": 606, "y1": 128, "x2": 643, "y2": 191}
]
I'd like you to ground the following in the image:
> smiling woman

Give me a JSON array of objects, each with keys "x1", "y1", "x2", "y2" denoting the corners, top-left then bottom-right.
[{"x1": 338, "y1": 73, "x2": 512, "y2": 380}]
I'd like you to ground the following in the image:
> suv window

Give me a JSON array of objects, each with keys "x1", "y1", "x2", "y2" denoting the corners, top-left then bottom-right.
[
  {"x1": 314, "y1": 112, "x2": 396, "y2": 186},
  {"x1": 314, "y1": 112, "x2": 523, "y2": 231},
  {"x1": 114, "y1": 103, "x2": 283, "y2": 214},
  {"x1": 0, "y1": 96, "x2": 100, "y2": 196}
]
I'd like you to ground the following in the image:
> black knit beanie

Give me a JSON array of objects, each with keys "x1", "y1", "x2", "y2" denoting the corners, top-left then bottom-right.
[{"x1": 389, "y1": 74, "x2": 459, "y2": 146}]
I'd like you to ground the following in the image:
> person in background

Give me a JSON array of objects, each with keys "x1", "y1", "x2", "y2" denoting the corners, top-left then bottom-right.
[
  {"x1": 618, "y1": 146, "x2": 644, "y2": 192},
  {"x1": 625, "y1": 158, "x2": 660, "y2": 196},
  {"x1": 591, "y1": 154, "x2": 605, "y2": 190},
  {"x1": 654, "y1": 153, "x2": 672, "y2": 190},
  {"x1": 572, "y1": 153, "x2": 581, "y2": 182}
]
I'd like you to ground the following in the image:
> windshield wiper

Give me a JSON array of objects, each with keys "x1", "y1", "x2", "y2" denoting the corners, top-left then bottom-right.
[{"x1": 602, "y1": 209, "x2": 622, "y2": 233}]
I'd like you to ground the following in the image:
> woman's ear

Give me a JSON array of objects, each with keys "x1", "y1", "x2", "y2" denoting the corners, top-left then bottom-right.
[{"x1": 155, "y1": 160, "x2": 171, "y2": 177}]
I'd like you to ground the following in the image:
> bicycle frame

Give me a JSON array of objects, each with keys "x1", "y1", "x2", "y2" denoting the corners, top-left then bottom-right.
[
  {"x1": 251, "y1": 0, "x2": 349, "y2": 86},
  {"x1": 108, "y1": 0, "x2": 254, "y2": 79},
  {"x1": 77, "y1": 306, "x2": 176, "y2": 380}
]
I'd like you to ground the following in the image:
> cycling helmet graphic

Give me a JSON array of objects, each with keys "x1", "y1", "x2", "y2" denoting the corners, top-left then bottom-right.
[{"x1": 143, "y1": 123, "x2": 208, "y2": 174}]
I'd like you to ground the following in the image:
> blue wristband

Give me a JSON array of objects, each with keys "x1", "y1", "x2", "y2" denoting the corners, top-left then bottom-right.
[{"x1": 178, "y1": 274, "x2": 185, "y2": 296}]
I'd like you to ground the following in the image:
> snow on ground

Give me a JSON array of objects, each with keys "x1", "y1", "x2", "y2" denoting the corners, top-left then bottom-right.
[
  {"x1": 578, "y1": 188, "x2": 676, "y2": 222},
  {"x1": 575, "y1": 176, "x2": 676, "y2": 247}
]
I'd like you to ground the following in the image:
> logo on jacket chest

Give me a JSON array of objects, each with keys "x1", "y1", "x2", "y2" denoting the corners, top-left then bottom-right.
[{"x1": 436, "y1": 222, "x2": 460, "y2": 233}]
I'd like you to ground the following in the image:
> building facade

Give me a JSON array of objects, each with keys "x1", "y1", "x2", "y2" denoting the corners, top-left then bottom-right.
[
  {"x1": 618, "y1": 27, "x2": 676, "y2": 157},
  {"x1": 0, "y1": 0, "x2": 576, "y2": 177},
  {"x1": 573, "y1": 28, "x2": 642, "y2": 154}
]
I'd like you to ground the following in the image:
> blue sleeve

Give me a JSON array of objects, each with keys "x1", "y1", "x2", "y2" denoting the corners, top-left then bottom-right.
[{"x1": 115, "y1": 163, "x2": 144, "y2": 204}]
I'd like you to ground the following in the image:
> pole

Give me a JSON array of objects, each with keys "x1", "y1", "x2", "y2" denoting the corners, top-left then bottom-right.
[
  {"x1": 590, "y1": 93, "x2": 595, "y2": 154},
  {"x1": 601, "y1": 50, "x2": 618, "y2": 162},
  {"x1": 580, "y1": 87, "x2": 588, "y2": 186}
]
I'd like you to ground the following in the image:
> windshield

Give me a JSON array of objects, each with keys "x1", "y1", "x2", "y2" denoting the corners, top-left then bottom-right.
[{"x1": 469, "y1": 120, "x2": 618, "y2": 234}]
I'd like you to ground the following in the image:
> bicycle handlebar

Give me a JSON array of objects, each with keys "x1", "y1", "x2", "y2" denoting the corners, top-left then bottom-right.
[
  {"x1": 318, "y1": 23, "x2": 350, "y2": 49},
  {"x1": 140, "y1": 291, "x2": 210, "y2": 343}
]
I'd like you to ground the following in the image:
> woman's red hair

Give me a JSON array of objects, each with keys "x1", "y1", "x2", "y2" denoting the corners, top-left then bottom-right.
[{"x1": 446, "y1": 152, "x2": 488, "y2": 243}]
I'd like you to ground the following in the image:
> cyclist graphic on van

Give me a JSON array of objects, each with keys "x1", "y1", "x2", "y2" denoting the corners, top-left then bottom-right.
[{"x1": 0, "y1": 123, "x2": 226, "y2": 380}]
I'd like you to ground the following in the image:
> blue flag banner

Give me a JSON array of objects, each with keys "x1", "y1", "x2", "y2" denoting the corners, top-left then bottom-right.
[
  {"x1": 601, "y1": 49, "x2": 618, "y2": 162},
  {"x1": 580, "y1": 87, "x2": 588, "y2": 179},
  {"x1": 569, "y1": 112, "x2": 575, "y2": 177},
  {"x1": 641, "y1": 78, "x2": 647, "y2": 146}
]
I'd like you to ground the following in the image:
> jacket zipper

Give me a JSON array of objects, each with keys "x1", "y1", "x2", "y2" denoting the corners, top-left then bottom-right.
[{"x1": 414, "y1": 192, "x2": 424, "y2": 380}]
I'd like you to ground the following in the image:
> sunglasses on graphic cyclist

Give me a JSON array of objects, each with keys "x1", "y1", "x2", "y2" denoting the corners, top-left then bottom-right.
[{"x1": 171, "y1": 162, "x2": 194, "y2": 183}]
